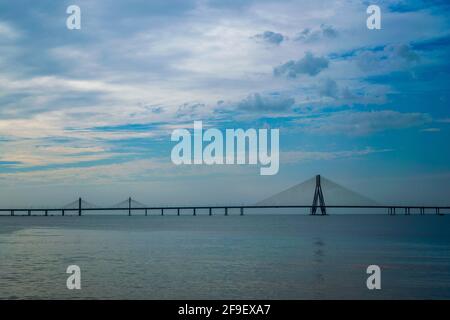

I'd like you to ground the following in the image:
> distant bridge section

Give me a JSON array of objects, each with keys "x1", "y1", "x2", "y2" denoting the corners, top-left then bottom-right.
[{"x1": 0, "y1": 175, "x2": 447, "y2": 216}]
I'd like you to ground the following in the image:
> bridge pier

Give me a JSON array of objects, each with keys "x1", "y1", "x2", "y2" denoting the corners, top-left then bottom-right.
[
  {"x1": 240, "y1": 207, "x2": 244, "y2": 216},
  {"x1": 193, "y1": 208, "x2": 196, "y2": 216},
  {"x1": 225, "y1": 207, "x2": 228, "y2": 216},
  {"x1": 311, "y1": 175, "x2": 327, "y2": 215},
  {"x1": 62, "y1": 209, "x2": 65, "y2": 216},
  {"x1": 161, "y1": 208, "x2": 164, "y2": 216},
  {"x1": 209, "y1": 208, "x2": 212, "y2": 216},
  {"x1": 11, "y1": 210, "x2": 14, "y2": 216},
  {"x1": 28, "y1": 210, "x2": 31, "y2": 216},
  {"x1": 45, "y1": 210, "x2": 48, "y2": 216},
  {"x1": 177, "y1": 208, "x2": 180, "y2": 216}
]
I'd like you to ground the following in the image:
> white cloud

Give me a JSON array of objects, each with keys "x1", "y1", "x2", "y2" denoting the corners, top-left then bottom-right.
[
  {"x1": 0, "y1": 140, "x2": 119, "y2": 168},
  {"x1": 0, "y1": 156, "x2": 257, "y2": 187},
  {"x1": 0, "y1": 21, "x2": 21, "y2": 39}
]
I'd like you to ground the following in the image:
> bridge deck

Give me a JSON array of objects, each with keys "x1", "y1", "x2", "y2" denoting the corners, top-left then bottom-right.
[{"x1": 0, "y1": 205, "x2": 448, "y2": 215}]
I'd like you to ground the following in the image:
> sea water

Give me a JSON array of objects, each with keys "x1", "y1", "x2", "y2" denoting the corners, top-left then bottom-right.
[{"x1": 0, "y1": 214, "x2": 449, "y2": 299}]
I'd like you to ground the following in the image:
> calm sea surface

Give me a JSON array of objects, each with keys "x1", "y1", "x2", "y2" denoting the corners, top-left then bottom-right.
[{"x1": 0, "y1": 214, "x2": 449, "y2": 299}]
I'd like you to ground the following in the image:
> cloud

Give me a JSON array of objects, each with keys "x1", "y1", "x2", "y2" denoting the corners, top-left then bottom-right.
[
  {"x1": 295, "y1": 110, "x2": 431, "y2": 135},
  {"x1": 312, "y1": 79, "x2": 387, "y2": 106},
  {"x1": 0, "y1": 140, "x2": 118, "y2": 168},
  {"x1": 295, "y1": 24, "x2": 338, "y2": 42},
  {"x1": 253, "y1": 31, "x2": 285, "y2": 45},
  {"x1": 237, "y1": 93, "x2": 295, "y2": 112},
  {"x1": 320, "y1": 24, "x2": 338, "y2": 39},
  {"x1": 0, "y1": 158, "x2": 172, "y2": 186},
  {"x1": 356, "y1": 44, "x2": 420, "y2": 72},
  {"x1": 176, "y1": 102, "x2": 207, "y2": 119},
  {"x1": 318, "y1": 79, "x2": 339, "y2": 98},
  {"x1": 274, "y1": 52, "x2": 329, "y2": 78},
  {"x1": 150, "y1": 106, "x2": 164, "y2": 114},
  {"x1": 0, "y1": 21, "x2": 21, "y2": 40},
  {"x1": 395, "y1": 44, "x2": 420, "y2": 62},
  {"x1": 0, "y1": 156, "x2": 256, "y2": 187}
]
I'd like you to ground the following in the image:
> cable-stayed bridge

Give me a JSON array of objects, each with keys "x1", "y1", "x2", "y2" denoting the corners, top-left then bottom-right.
[
  {"x1": 257, "y1": 175, "x2": 379, "y2": 207},
  {"x1": 0, "y1": 175, "x2": 447, "y2": 216}
]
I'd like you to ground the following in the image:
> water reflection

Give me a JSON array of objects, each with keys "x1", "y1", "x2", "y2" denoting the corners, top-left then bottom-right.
[{"x1": 312, "y1": 237, "x2": 326, "y2": 298}]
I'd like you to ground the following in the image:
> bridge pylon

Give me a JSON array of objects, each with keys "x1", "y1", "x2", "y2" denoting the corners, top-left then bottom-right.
[{"x1": 311, "y1": 175, "x2": 327, "y2": 215}]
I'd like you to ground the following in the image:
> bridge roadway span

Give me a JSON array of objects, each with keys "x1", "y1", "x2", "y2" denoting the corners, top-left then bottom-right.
[{"x1": 0, "y1": 205, "x2": 447, "y2": 216}]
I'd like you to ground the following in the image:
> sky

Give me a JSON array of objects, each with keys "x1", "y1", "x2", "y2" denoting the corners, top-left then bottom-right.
[{"x1": 0, "y1": 0, "x2": 449, "y2": 207}]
